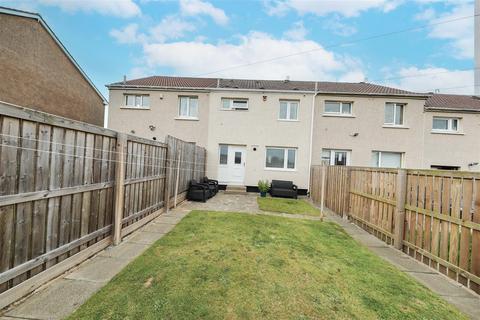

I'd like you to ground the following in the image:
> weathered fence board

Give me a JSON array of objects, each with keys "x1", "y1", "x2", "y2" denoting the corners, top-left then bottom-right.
[
  {"x1": 0, "y1": 101, "x2": 207, "y2": 308},
  {"x1": 311, "y1": 164, "x2": 480, "y2": 294}
]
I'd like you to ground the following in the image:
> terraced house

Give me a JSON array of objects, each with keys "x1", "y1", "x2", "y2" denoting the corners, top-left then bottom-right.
[{"x1": 107, "y1": 76, "x2": 480, "y2": 193}]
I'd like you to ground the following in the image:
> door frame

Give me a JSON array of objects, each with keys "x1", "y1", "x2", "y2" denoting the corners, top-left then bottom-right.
[{"x1": 217, "y1": 144, "x2": 247, "y2": 185}]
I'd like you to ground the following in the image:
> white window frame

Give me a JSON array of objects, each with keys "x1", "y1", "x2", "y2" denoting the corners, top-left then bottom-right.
[
  {"x1": 324, "y1": 101, "x2": 352, "y2": 116},
  {"x1": 278, "y1": 100, "x2": 299, "y2": 121},
  {"x1": 371, "y1": 151, "x2": 403, "y2": 168},
  {"x1": 178, "y1": 96, "x2": 199, "y2": 119},
  {"x1": 265, "y1": 147, "x2": 297, "y2": 171},
  {"x1": 384, "y1": 103, "x2": 405, "y2": 126},
  {"x1": 124, "y1": 94, "x2": 150, "y2": 108},
  {"x1": 432, "y1": 117, "x2": 459, "y2": 133},
  {"x1": 221, "y1": 98, "x2": 249, "y2": 110},
  {"x1": 321, "y1": 149, "x2": 351, "y2": 166}
]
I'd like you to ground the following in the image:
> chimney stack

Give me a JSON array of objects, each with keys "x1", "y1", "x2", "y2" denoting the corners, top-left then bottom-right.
[
  {"x1": 475, "y1": 0, "x2": 480, "y2": 95},
  {"x1": 123, "y1": 75, "x2": 127, "y2": 85}
]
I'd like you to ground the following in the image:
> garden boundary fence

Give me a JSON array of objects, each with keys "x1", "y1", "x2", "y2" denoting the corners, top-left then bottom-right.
[
  {"x1": 0, "y1": 101, "x2": 206, "y2": 308},
  {"x1": 310, "y1": 165, "x2": 480, "y2": 295}
]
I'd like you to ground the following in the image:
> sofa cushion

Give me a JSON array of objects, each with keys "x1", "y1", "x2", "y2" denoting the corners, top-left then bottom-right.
[{"x1": 271, "y1": 180, "x2": 293, "y2": 189}]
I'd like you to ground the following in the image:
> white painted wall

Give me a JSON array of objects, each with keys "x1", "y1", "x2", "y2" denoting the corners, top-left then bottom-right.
[{"x1": 205, "y1": 90, "x2": 314, "y2": 190}]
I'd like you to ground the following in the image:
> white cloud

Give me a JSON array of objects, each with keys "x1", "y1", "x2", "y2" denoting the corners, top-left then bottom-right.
[
  {"x1": 142, "y1": 31, "x2": 365, "y2": 81},
  {"x1": 110, "y1": 16, "x2": 195, "y2": 44},
  {"x1": 110, "y1": 23, "x2": 144, "y2": 44},
  {"x1": 387, "y1": 67, "x2": 474, "y2": 94},
  {"x1": 264, "y1": 0, "x2": 402, "y2": 17},
  {"x1": 416, "y1": 3, "x2": 474, "y2": 59},
  {"x1": 283, "y1": 21, "x2": 307, "y2": 41},
  {"x1": 150, "y1": 16, "x2": 196, "y2": 42},
  {"x1": 179, "y1": 0, "x2": 228, "y2": 25},
  {"x1": 323, "y1": 16, "x2": 357, "y2": 36},
  {"x1": 37, "y1": 0, "x2": 141, "y2": 18}
]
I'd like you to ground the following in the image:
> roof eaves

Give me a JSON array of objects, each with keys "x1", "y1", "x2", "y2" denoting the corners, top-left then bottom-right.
[
  {"x1": 316, "y1": 90, "x2": 430, "y2": 98},
  {"x1": 106, "y1": 84, "x2": 315, "y2": 93},
  {"x1": 0, "y1": 6, "x2": 107, "y2": 104},
  {"x1": 424, "y1": 106, "x2": 480, "y2": 113}
]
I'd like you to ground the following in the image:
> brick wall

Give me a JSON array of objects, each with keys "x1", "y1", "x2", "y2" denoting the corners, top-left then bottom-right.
[{"x1": 0, "y1": 13, "x2": 104, "y2": 126}]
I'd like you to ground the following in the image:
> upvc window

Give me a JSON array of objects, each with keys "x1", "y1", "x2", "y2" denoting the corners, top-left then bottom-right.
[
  {"x1": 432, "y1": 117, "x2": 459, "y2": 132},
  {"x1": 279, "y1": 100, "x2": 298, "y2": 120},
  {"x1": 125, "y1": 94, "x2": 149, "y2": 108},
  {"x1": 324, "y1": 101, "x2": 352, "y2": 115},
  {"x1": 384, "y1": 103, "x2": 405, "y2": 126},
  {"x1": 321, "y1": 149, "x2": 351, "y2": 166},
  {"x1": 371, "y1": 151, "x2": 403, "y2": 168},
  {"x1": 221, "y1": 98, "x2": 248, "y2": 110},
  {"x1": 265, "y1": 147, "x2": 296, "y2": 170},
  {"x1": 178, "y1": 96, "x2": 198, "y2": 118}
]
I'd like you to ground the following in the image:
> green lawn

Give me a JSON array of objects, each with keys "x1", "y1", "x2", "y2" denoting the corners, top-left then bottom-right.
[
  {"x1": 257, "y1": 196, "x2": 322, "y2": 216},
  {"x1": 69, "y1": 211, "x2": 466, "y2": 320}
]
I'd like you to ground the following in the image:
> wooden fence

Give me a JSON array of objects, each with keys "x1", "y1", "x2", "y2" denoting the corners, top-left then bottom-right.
[
  {"x1": 310, "y1": 165, "x2": 480, "y2": 295},
  {"x1": 0, "y1": 101, "x2": 206, "y2": 308}
]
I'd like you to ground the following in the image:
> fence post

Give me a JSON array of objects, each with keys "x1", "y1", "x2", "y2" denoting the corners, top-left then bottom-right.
[
  {"x1": 394, "y1": 169, "x2": 407, "y2": 250},
  {"x1": 164, "y1": 145, "x2": 172, "y2": 213},
  {"x1": 173, "y1": 146, "x2": 182, "y2": 208},
  {"x1": 343, "y1": 167, "x2": 352, "y2": 219},
  {"x1": 320, "y1": 164, "x2": 326, "y2": 218},
  {"x1": 113, "y1": 133, "x2": 127, "y2": 246}
]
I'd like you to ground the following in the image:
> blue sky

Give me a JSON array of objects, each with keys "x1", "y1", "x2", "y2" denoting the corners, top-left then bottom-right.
[{"x1": 2, "y1": 0, "x2": 476, "y2": 99}]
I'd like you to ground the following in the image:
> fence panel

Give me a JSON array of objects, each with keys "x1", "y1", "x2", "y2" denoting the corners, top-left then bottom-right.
[
  {"x1": 121, "y1": 135, "x2": 168, "y2": 236},
  {"x1": 0, "y1": 105, "x2": 117, "y2": 295},
  {"x1": 165, "y1": 135, "x2": 205, "y2": 203},
  {"x1": 402, "y1": 170, "x2": 480, "y2": 294},
  {"x1": 349, "y1": 168, "x2": 397, "y2": 244},
  {"x1": 310, "y1": 165, "x2": 350, "y2": 215}
]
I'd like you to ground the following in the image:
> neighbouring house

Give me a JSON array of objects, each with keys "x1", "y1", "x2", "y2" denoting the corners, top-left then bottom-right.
[
  {"x1": 107, "y1": 75, "x2": 480, "y2": 193},
  {"x1": 0, "y1": 7, "x2": 106, "y2": 126}
]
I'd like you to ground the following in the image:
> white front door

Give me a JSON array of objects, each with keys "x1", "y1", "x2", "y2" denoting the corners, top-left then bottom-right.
[{"x1": 218, "y1": 145, "x2": 246, "y2": 185}]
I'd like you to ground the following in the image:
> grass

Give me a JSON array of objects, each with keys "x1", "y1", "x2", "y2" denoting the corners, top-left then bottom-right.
[
  {"x1": 68, "y1": 211, "x2": 466, "y2": 320},
  {"x1": 257, "y1": 196, "x2": 321, "y2": 216}
]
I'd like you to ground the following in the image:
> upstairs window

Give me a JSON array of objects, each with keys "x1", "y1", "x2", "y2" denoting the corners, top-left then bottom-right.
[
  {"x1": 279, "y1": 100, "x2": 298, "y2": 121},
  {"x1": 384, "y1": 103, "x2": 405, "y2": 126},
  {"x1": 324, "y1": 101, "x2": 352, "y2": 115},
  {"x1": 179, "y1": 96, "x2": 198, "y2": 118},
  {"x1": 432, "y1": 117, "x2": 459, "y2": 132},
  {"x1": 221, "y1": 98, "x2": 249, "y2": 110},
  {"x1": 125, "y1": 94, "x2": 149, "y2": 108}
]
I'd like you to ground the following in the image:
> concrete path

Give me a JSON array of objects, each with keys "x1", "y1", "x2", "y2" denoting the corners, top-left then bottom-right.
[
  {"x1": 0, "y1": 208, "x2": 190, "y2": 320},
  {"x1": 326, "y1": 212, "x2": 480, "y2": 320}
]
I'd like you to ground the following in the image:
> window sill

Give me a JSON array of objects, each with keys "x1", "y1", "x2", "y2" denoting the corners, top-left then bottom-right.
[
  {"x1": 382, "y1": 125, "x2": 409, "y2": 129},
  {"x1": 120, "y1": 106, "x2": 150, "y2": 110},
  {"x1": 175, "y1": 117, "x2": 199, "y2": 121},
  {"x1": 264, "y1": 167, "x2": 297, "y2": 172},
  {"x1": 322, "y1": 113, "x2": 355, "y2": 118},
  {"x1": 431, "y1": 130, "x2": 464, "y2": 135},
  {"x1": 219, "y1": 108, "x2": 249, "y2": 111},
  {"x1": 277, "y1": 119, "x2": 299, "y2": 122}
]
